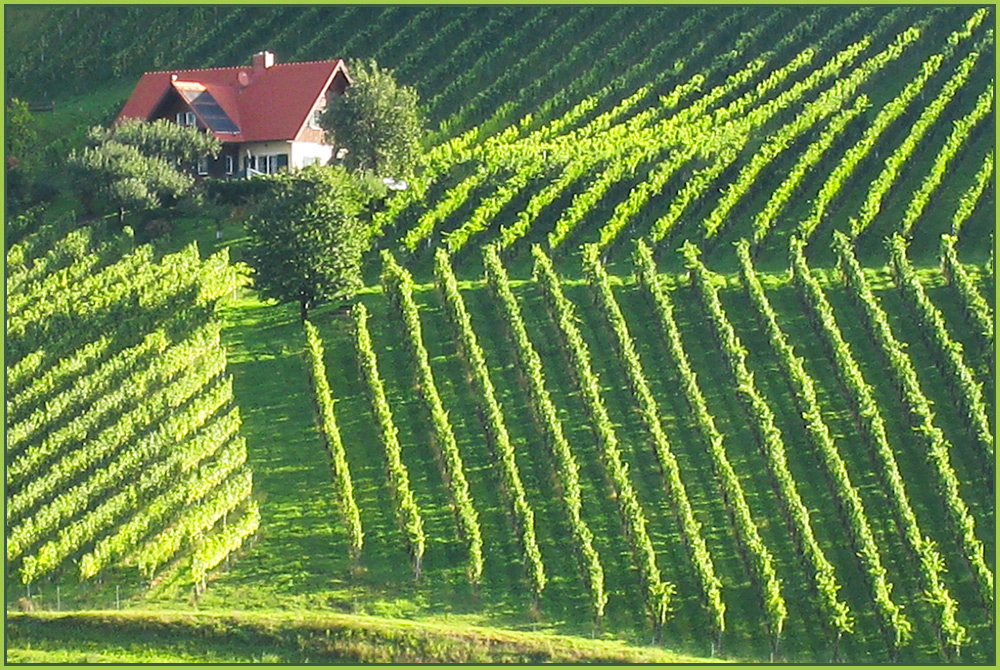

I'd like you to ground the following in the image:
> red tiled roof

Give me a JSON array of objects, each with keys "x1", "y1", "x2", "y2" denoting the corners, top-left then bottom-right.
[{"x1": 117, "y1": 58, "x2": 348, "y2": 143}]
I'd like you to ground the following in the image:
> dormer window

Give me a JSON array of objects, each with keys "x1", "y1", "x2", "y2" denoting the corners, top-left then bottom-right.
[{"x1": 176, "y1": 111, "x2": 197, "y2": 127}]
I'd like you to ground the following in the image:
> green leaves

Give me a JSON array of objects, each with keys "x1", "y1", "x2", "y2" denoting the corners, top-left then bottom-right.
[
  {"x1": 689, "y1": 242, "x2": 851, "y2": 640},
  {"x1": 534, "y1": 245, "x2": 674, "y2": 632},
  {"x1": 352, "y1": 302, "x2": 426, "y2": 577},
  {"x1": 484, "y1": 244, "x2": 607, "y2": 623},
  {"x1": 244, "y1": 165, "x2": 374, "y2": 319},
  {"x1": 636, "y1": 239, "x2": 787, "y2": 643},
  {"x1": 382, "y1": 251, "x2": 484, "y2": 585},
  {"x1": 889, "y1": 234, "x2": 993, "y2": 463},
  {"x1": 304, "y1": 320, "x2": 364, "y2": 560},
  {"x1": 791, "y1": 236, "x2": 964, "y2": 655},
  {"x1": 322, "y1": 59, "x2": 424, "y2": 180},
  {"x1": 836, "y1": 232, "x2": 992, "y2": 615},
  {"x1": 585, "y1": 244, "x2": 724, "y2": 639},
  {"x1": 91, "y1": 117, "x2": 221, "y2": 165},
  {"x1": 68, "y1": 142, "x2": 192, "y2": 217},
  {"x1": 434, "y1": 248, "x2": 546, "y2": 599},
  {"x1": 737, "y1": 239, "x2": 907, "y2": 650}
]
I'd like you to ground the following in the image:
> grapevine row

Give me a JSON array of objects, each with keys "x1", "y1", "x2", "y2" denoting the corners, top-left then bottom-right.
[
  {"x1": 750, "y1": 96, "x2": 868, "y2": 248},
  {"x1": 797, "y1": 47, "x2": 944, "y2": 242},
  {"x1": 790, "y1": 237, "x2": 965, "y2": 657},
  {"x1": 352, "y1": 302, "x2": 427, "y2": 579},
  {"x1": 6, "y1": 215, "x2": 87, "y2": 295},
  {"x1": 887, "y1": 234, "x2": 993, "y2": 463},
  {"x1": 190, "y1": 500, "x2": 261, "y2": 588},
  {"x1": 7, "y1": 331, "x2": 162, "y2": 465},
  {"x1": 633, "y1": 239, "x2": 787, "y2": 648},
  {"x1": 17, "y1": 377, "x2": 233, "y2": 584},
  {"x1": 381, "y1": 252, "x2": 485, "y2": 584},
  {"x1": 735, "y1": 239, "x2": 909, "y2": 654},
  {"x1": 582, "y1": 244, "x2": 725, "y2": 646},
  {"x1": 647, "y1": 26, "x2": 882, "y2": 245},
  {"x1": 7, "y1": 324, "x2": 223, "y2": 526},
  {"x1": 80, "y1": 409, "x2": 245, "y2": 580},
  {"x1": 6, "y1": 333, "x2": 113, "y2": 435},
  {"x1": 898, "y1": 82, "x2": 994, "y2": 237},
  {"x1": 683, "y1": 242, "x2": 852, "y2": 642},
  {"x1": 704, "y1": 18, "x2": 928, "y2": 242},
  {"x1": 303, "y1": 320, "x2": 364, "y2": 560},
  {"x1": 951, "y1": 150, "x2": 993, "y2": 237},
  {"x1": 434, "y1": 8, "x2": 594, "y2": 141},
  {"x1": 9, "y1": 341, "x2": 228, "y2": 573},
  {"x1": 532, "y1": 245, "x2": 675, "y2": 634},
  {"x1": 425, "y1": 7, "x2": 547, "y2": 128},
  {"x1": 833, "y1": 231, "x2": 993, "y2": 610},
  {"x1": 940, "y1": 234, "x2": 994, "y2": 362},
  {"x1": 7, "y1": 228, "x2": 102, "y2": 317},
  {"x1": 850, "y1": 48, "x2": 983, "y2": 238},
  {"x1": 443, "y1": 158, "x2": 545, "y2": 253},
  {"x1": 433, "y1": 248, "x2": 547, "y2": 599},
  {"x1": 133, "y1": 457, "x2": 253, "y2": 579},
  {"x1": 483, "y1": 245, "x2": 607, "y2": 624}
]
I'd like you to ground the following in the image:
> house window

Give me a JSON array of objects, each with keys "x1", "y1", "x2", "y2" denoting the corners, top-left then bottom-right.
[
  {"x1": 196, "y1": 155, "x2": 210, "y2": 175},
  {"x1": 258, "y1": 154, "x2": 290, "y2": 174},
  {"x1": 176, "y1": 111, "x2": 197, "y2": 127},
  {"x1": 225, "y1": 155, "x2": 235, "y2": 174},
  {"x1": 309, "y1": 108, "x2": 324, "y2": 129}
]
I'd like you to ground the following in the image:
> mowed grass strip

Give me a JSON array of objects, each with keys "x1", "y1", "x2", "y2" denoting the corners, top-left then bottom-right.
[
  {"x1": 410, "y1": 284, "x2": 529, "y2": 611},
  {"x1": 566, "y1": 277, "x2": 710, "y2": 645},
  {"x1": 514, "y1": 278, "x2": 646, "y2": 633},
  {"x1": 460, "y1": 279, "x2": 596, "y2": 630},
  {"x1": 5, "y1": 610, "x2": 726, "y2": 663}
]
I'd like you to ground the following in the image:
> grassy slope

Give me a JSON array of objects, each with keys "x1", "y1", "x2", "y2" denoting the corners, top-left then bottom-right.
[{"x1": 5, "y1": 610, "x2": 720, "y2": 664}]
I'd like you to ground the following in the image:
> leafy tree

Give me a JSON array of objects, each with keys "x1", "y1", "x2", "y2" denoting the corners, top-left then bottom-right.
[
  {"x1": 88, "y1": 118, "x2": 220, "y2": 165},
  {"x1": 321, "y1": 59, "x2": 424, "y2": 179},
  {"x1": 6, "y1": 98, "x2": 38, "y2": 161},
  {"x1": 67, "y1": 119, "x2": 220, "y2": 226},
  {"x1": 243, "y1": 165, "x2": 380, "y2": 321},
  {"x1": 68, "y1": 142, "x2": 193, "y2": 226},
  {"x1": 6, "y1": 98, "x2": 40, "y2": 212}
]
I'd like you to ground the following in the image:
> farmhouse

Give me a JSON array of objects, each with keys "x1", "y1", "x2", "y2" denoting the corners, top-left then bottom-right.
[{"x1": 117, "y1": 51, "x2": 349, "y2": 177}]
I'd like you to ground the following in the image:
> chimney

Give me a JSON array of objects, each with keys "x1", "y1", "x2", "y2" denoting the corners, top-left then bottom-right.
[{"x1": 252, "y1": 50, "x2": 275, "y2": 73}]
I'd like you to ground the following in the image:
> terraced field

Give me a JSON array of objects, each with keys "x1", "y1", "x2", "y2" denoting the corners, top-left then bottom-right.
[{"x1": 5, "y1": 5, "x2": 995, "y2": 664}]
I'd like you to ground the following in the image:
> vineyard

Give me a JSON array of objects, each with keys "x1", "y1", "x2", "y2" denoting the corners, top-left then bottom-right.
[
  {"x1": 5, "y1": 224, "x2": 255, "y2": 595},
  {"x1": 5, "y1": 4, "x2": 996, "y2": 664}
]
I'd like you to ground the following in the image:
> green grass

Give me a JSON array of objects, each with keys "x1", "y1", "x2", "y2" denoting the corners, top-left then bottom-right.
[{"x1": 6, "y1": 610, "x2": 722, "y2": 664}]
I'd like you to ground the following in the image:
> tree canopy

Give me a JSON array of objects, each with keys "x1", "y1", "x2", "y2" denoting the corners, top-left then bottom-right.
[
  {"x1": 242, "y1": 165, "x2": 379, "y2": 321},
  {"x1": 89, "y1": 118, "x2": 221, "y2": 165},
  {"x1": 68, "y1": 118, "x2": 220, "y2": 225},
  {"x1": 321, "y1": 59, "x2": 424, "y2": 180}
]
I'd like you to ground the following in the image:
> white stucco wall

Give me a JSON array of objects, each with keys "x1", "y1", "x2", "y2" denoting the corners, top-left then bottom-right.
[
  {"x1": 240, "y1": 140, "x2": 333, "y2": 171},
  {"x1": 290, "y1": 142, "x2": 334, "y2": 168}
]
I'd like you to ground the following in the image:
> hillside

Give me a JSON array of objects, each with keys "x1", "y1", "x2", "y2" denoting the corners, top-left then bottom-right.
[{"x1": 4, "y1": 5, "x2": 996, "y2": 664}]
